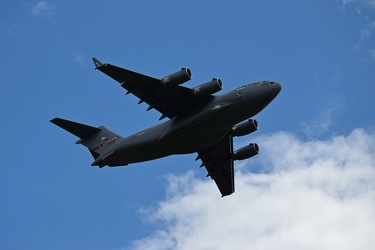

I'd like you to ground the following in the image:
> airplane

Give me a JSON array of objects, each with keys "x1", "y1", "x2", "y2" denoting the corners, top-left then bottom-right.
[{"x1": 51, "y1": 58, "x2": 282, "y2": 197}]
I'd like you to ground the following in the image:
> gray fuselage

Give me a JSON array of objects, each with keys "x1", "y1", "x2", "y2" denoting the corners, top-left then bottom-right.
[{"x1": 95, "y1": 81, "x2": 282, "y2": 166}]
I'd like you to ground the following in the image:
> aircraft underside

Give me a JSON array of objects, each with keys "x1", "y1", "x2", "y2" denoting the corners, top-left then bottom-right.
[{"x1": 51, "y1": 57, "x2": 282, "y2": 196}]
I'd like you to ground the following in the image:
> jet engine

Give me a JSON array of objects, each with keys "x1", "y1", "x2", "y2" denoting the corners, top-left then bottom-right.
[
  {"x1": 231, "y1": 119, "x2": 259, "y2": 137},
  {"x1": 233, "y1": 143, "x2": 259, "y2": 161},
  {"x1": 192, "y1": 78, "x2": 223, "y2": 97},
  {"x1": 161, "y1": 68, "x2": 192, "y2": 87}
]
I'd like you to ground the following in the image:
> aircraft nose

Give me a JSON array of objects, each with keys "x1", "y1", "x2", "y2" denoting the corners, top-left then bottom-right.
[
  {"x1": 265, "y1": 81, "x2": 282, "y2": 103},
  {"x1": 271, "y1": 81, "x2": 282, "y2": 94}
]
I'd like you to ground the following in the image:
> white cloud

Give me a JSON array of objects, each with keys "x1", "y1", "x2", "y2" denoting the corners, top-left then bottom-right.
[
  {"x1": 355, "y1": 21, "x2": 375, "y2": 51},
  {"x1": 8, "y1": 23, "x2": 18, "y2": 36},
  {"x1": 338, "y1": 0, "x2": 375, "y2": 58},
  {"x1": 29, "y1": 1, "x2": 55, "y2": 17},
  {"x1": 339, "y1": 0, "x2": 375, "y2": 8},
  {"x1": 302, "y1": 99, "x2": 345, "y2": 139},
  {"x1": 73, "y1": 54, "x2": 86, "y2": 65},
  {"x1": 128, "y1": 129, "x2": 375, "y2": 250},
  {"x1": 370, "y1": 49, "x2": 375, "y2": 60}
]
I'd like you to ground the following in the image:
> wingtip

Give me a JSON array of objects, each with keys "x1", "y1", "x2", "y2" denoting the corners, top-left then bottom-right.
[
  {"x1": 92, "y1": 57, "x2": 103, "y2": 69},
  {"x1": 50, "y1": 117, "x2": 59, "y2": 124}
]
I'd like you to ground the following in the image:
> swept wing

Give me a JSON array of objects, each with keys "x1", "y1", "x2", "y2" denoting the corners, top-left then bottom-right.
[{"x1": 93, "y1": 58, "x2": 196, "y2": 120}]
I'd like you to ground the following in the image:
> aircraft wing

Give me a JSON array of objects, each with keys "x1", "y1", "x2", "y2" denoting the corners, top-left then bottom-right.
[
  {"x1": 198, "y1": 134, "x2": 235, "y2": 197},
  {"x1": 93, "y1": 58, "x2": 195, "y2": 120}
]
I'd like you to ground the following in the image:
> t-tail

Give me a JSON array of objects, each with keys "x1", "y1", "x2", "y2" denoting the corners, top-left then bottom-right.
[{"x1": 50, "y1": 118, "x2": 123, "y2": 166}]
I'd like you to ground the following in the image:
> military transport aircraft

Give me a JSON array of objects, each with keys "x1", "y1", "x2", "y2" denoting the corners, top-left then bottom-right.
[{"x1": 51, "y1": 58, "x2": 282, "y2": 197}]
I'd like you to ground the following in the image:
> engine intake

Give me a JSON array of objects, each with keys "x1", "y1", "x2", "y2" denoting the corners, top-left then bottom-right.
[
  {"x1": 192, "y1": 78, "x2": 223, "y2": 97},
  {"x1": 233, "y1": 143, "x2": 259, "y2": 161},
  {"x1": 161, "y1": 68, "x2": 192, "y2": 87},
  {"x1": 231, "y1": 119, "x2": 259, "y2": 137}
]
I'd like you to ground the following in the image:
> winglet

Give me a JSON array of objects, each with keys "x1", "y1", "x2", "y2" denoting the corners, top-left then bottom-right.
[{"x1": 92, "y1": 57, "x2": 103, "y2": 69}]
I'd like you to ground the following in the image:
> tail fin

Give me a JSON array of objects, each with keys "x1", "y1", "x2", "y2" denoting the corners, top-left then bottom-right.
[{"x1": 50, "y1": 118, "x2": 122, "y2": 159}]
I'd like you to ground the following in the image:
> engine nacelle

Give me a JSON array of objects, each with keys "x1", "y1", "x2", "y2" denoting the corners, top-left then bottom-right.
[
  {"x1": 192, "y1": 78, "x2": 223, "y2": 97},
  {"x1": 231, "y1": 119, "x2": 259, "y2": 137},
  {"x1": 161, "y1": 68, "x2": 192, "y2": 87},
  {"x1": 233, "y1": 143, "x2": 259, "y2": 161}
]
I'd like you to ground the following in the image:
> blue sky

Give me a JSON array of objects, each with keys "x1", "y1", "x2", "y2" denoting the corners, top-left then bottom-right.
[{"x1": 1, "y1": 1, "x2": 375, "y2": 249}]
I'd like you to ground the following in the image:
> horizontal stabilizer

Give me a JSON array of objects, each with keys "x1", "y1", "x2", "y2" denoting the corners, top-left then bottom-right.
[
  {"x1": 50, "y1": 118, "x2": 100, "y2": 139},
  {"x1": 51, "y1": 118, "x2": 123, "y2": 164}
]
